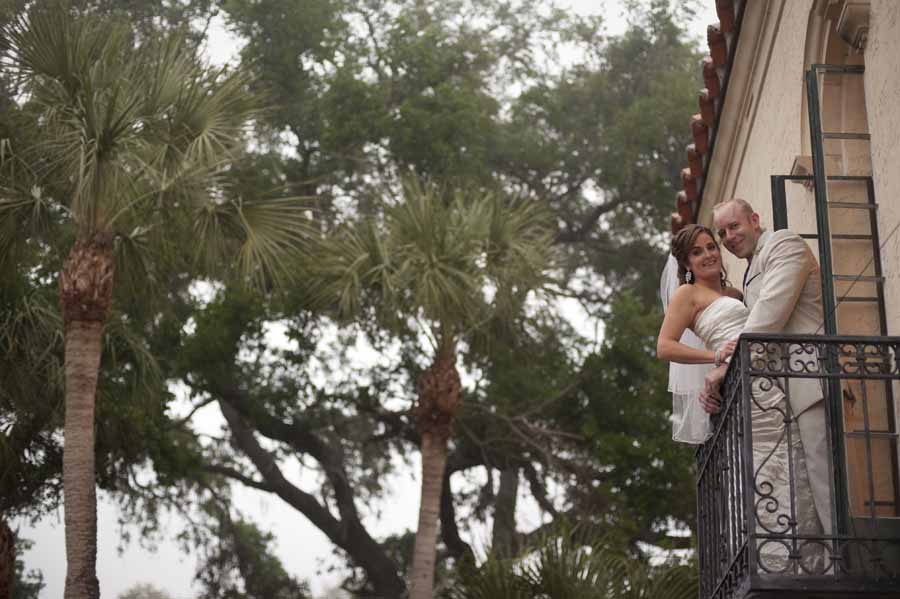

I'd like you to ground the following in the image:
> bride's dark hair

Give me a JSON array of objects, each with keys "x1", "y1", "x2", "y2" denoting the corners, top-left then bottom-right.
[{"x1": 671, "y1": 224, "x2": 730, "y2": 286}]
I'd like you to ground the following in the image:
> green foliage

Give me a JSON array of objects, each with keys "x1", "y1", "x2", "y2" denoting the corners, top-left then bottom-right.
[
  {"x1": 312, "y1": 178, "x2": 557, "y2": 349},
  {"x1": 575, "y1": 293, "x2": 696, "y2": 544},
  {"x1": 0, "y1": 1, "x2": 707, "y2": 593},
  {"x1": 445, "y1": 528, "x2": 697, "y2": 599},
  {"x1": 0, "y1": 266, "x2": 175, "y2": 518},
  {"x1": 12, "y1": 537, "x2": 44, "y2": 599},
  {"x1": 0, "y1": 3, "x2": 314, "y2": 290},
  {"x1": 192, "y1": 503, "x2": 310, "y2": 599},
  {"x1": 212, "y1": 0, "x2": 703, "y2": 308},
  {"x1": 116, "y1": 582, "x2": 174, "y2": 599},
  {"x1": 444, "y1": 555, "x2": 530, "y2": 599},
  {"x1": 72, "y1": 0, "x2": 217, "y2": 45},
  {"x1": 0, "y1": 278, "x2": 63, "y2": 516}
]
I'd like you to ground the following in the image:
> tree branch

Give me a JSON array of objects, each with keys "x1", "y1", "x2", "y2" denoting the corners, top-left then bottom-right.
[
  {"x1": 217, "y1": 399, "x2": 406, "y2": 597},
  {"x1": 439, "y1": 468, "x2": 475, "y2": 565},
  {"x1": 359, "y1": 404, "x2": 419, "y2": 446},
  {"x1": 554, "y1": 195, "x2": 628, "y2": 243},
  {"x1": 522, "y1": 462, "x2": 559, "y2": 518},
  {"x1": 203, "y1": 464, "x2": 274, "y2": 494},
  {"x1": 172, "y1": 396, "x2": 217, "y2": 429},
  {"x1": 219, "y1": 384, "x2": 363, "y2": 528}
]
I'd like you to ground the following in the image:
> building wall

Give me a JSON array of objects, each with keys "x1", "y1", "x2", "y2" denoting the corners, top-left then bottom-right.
[
  {"x1": 865, "y1": 0, "x2": 900, "y2": 335},
  {"x1": 698, "y1": 0, "x2": 900, "y2": 516},
  {"x1": 702, "y1": 0, "x2": 899, "y2": 335},
  {"x1": 701, "y1": 0, "x2": 816, "y2": 285}
]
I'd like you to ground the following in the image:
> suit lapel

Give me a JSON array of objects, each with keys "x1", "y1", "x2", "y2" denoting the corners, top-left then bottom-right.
[{"x1": 742, "y1": 231, "x2": 772, "y2": 307}]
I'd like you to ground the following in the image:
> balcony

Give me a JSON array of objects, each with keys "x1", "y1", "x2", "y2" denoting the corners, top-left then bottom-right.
[{"x1": 697, "y1": 334, "x2": 900, "y2": 599}]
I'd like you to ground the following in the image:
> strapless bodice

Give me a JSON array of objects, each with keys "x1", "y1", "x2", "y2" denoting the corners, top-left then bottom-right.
[{"x1": 693, "y1": 296, "x2": 748, "y2": 351}]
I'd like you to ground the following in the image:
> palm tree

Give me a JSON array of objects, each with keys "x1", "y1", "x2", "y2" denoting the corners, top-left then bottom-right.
[
  {"x1": 446, "y1": 530, "x2": 698, "y2": 599},
  {"x1": 0, "y1": 7, "x2": 311, "y2": 599},
  {"x1": 312, "y1": 179, "x2": 556, "y2": 599}
]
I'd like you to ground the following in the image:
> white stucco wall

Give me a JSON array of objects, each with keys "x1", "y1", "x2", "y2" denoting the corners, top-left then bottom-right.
[
  {"x1": 704, "y1": 0, "x2": 899, "y2": 335},
  {"x1": 705, "y1": 0, "x2": 816, "y2": 282},
  {"x1": 727, "y1": 0, "x2": 812, "y2": 218},
  {"x1": 692, "y1": 0, "x2": 900, "y2": 514},
  {"x1": 697, "y1": 0, "x2": 900, "y2": 518},
  {"x1": 865, "y1": 0, "x2": 900, "y2": 335}
]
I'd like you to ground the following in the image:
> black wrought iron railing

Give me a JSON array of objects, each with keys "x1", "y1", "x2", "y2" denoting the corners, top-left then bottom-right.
[{"x1": 697, "y1": 334, "x2": 900, "y2": 599}]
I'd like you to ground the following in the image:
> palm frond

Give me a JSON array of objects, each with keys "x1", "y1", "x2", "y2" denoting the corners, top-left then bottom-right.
[
  {"x1": 309, "y1": 219, "x2": 392, "y2": 321},
  {"x1": 0, "y1": 288, "x2": 65, "y2": 409},
  {"x1": 310, "y1": 177, "x2": 558, "y2": 347},
  {"x1": 177, "y1": 68, "x2": 258, "y2": 168},
  {"x1": 389, "y1": 180, "x2": 485, "y2": 326},
  {"x1": 234, "y1": 197, "x2": 317, "y2": 287},
  {"x1": 447, "y1": 525, "x2": 697, "y2": 599},
  {"x1": 4, "y1": 6, "x2": 118, "y2": 99},
  {"x1": 0, "y1": 184, "x2": 57, "y2": 253},
  {"x1": 444, "y1": 556, "x2": 531, "y2": 599},
  {"x1": 484, "y1": 193, "x2": 557, "y2": 286},
  {"x1": 2, "y1": 7, "x2": 262, "y2": 239},
  {"x1": 191, "y1": 195, "x2": 317, "y2": 288}
]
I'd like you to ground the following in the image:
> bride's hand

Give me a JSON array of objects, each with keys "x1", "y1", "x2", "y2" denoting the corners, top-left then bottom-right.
[{"x1": 720, "y1": 339, "x2": 738, "y2": 360}]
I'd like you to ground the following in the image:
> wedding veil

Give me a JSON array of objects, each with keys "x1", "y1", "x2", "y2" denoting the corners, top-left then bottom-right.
[{"x1": 660, "y1": 254, "x2": 712, "y2": 444}]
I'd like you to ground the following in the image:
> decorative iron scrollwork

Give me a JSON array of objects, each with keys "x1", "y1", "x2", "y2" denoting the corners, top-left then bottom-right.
[{"x1": 696, "y1": 334, "x2": 900, "y2": 599}]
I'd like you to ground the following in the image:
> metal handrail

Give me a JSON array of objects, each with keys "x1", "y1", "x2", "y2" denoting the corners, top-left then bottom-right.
[{"x1": 696, "y1": 333, "x2": 900, "y2": 599}]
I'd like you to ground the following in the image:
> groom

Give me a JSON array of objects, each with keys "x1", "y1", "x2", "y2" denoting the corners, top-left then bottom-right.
[{"x1": 702, "y1": 197, "x2": 832, "y2": 535}]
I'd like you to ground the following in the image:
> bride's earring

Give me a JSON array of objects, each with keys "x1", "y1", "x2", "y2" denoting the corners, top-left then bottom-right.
[{"x1": 685, "y1": 269, "x2": 694, "y2": 284}]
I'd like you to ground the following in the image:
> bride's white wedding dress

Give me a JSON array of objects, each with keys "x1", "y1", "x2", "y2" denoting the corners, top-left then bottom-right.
[{"x1": 694, "y1": 296, "x2": 824, "y2": 574}]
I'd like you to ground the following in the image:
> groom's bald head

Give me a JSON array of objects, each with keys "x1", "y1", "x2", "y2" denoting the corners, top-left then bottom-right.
[
  {"x1": 713, "y1": 198, "x2": 763, "y2": 259},
  {"x1": 715, "y1": 198, "x2": 755, "y2": 219}
]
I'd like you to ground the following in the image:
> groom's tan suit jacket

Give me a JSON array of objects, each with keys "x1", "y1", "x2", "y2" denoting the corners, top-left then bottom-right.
[{"x1": 742, "y1": 229, "x2": 825, "y2": 415}]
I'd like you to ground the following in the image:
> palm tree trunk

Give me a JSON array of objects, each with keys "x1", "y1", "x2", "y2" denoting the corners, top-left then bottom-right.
[
  {"x1": 409, "y1": 432, "x2": 449, "y2": 599},
  {"x1": 63, "y1": 320, "x2": 104, "y2": 599},
  {"x1": 409, "y1": 348, "x2": 461, "y2": 599},
  {"x1": 59, "y1": 237, "x2": 115, "y2": 599}
]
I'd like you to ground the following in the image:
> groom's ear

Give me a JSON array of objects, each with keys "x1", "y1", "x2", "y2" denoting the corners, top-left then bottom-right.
[{"x1": 750, "y1": 211, "x2": 761, "y2": 230}]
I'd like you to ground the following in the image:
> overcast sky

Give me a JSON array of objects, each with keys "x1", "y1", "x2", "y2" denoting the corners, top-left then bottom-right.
[{"x1": 16, "y1": 2, "x2": 717, "y2": 598}]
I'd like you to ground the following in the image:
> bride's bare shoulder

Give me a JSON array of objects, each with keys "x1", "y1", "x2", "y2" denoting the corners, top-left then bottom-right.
[{"x1": 669, "y1": 283, "x2": 698, "y2": 307}]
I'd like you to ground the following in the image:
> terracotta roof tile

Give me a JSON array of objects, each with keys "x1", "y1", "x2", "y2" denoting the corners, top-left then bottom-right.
[
  {"x1": 687, "y1": 144, "x2": 703, "y2": 177},
  {"x1": 670, "y1": 213, "x2": 686, "y2": 235},
  {"x1": 699, "y1": 89, "x2": 715, "y2": 126},
  {"x1": 707, "y1": 24, "x2": 727, "y2": 66},
  {"x1": 681, "y1": 168, "x2": 699, "y2": 202},
  {"x1": 669, "y1": 0, "x2": 745, "y2": 233},
  {"x1": 702, "y1": 57, "x2": 721, "y2": 98},
  {"x1": 691, "y1": 114, "x2": 710, "y2": 154},
  {"x1": 716, "y1": 0, "x2": 736, "y2": 33},
  {"x1": 675, "y1": 191, "x2": 693, "y2": 227}
]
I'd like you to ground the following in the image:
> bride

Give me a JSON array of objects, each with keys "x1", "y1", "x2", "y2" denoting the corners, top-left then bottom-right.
[
  {"x1": 657, "y1": 224, "x2": 823, "y2": 574},
  {"x1": 658, "y1": 226, "x2": 741, "y2": 445}
]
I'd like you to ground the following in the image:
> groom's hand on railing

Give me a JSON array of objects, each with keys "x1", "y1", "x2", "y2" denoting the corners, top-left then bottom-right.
[
  {"x1": 700, "y1": 365, "x2": 728, "y2": 414},
  {"x1": 699, "y1": 388, "x2": 721, "y2": 414}
]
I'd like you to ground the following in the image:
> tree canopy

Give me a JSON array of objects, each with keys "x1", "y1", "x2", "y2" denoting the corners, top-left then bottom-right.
[{"x1": 0, "y1": 0, "x2": 706, "y2": 596}]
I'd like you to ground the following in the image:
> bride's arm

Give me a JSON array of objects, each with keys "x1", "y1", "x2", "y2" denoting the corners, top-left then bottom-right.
[{"x1": 657, "y1": 286, "x2": 717, "y2": 364}]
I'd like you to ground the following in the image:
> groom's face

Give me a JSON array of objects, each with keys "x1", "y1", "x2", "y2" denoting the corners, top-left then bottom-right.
[{"x1": 714, "y1": 202, "x2": 761, "y2": 259}]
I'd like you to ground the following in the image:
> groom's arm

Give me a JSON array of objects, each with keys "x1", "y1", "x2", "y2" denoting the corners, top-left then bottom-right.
[
  {"x1": 701, "y1": 233, "x2": 815, "y2": 414},
  {"x1": 742, "y1": 231, "x2": 816, "y2": 334}
]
